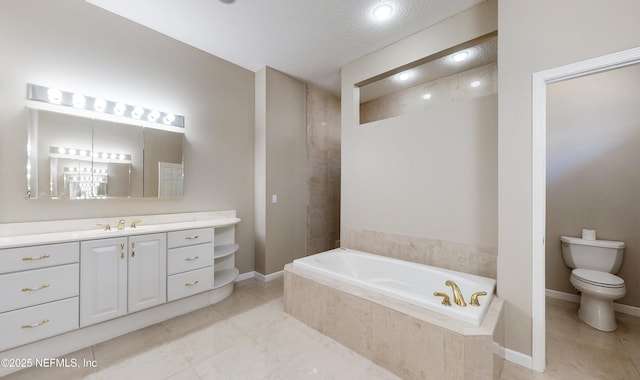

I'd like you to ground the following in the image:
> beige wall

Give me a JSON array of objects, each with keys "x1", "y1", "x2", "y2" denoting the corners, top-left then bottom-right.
[
  {"x1": 340, "y1": 0, "x2": 498, "y2": 262},
  {"x1": 546, "y1": 65, "x2": 640, "y2": 307},
  {"x1": 306, "y1": 85, "x2": 341, "y2": 254},
  {"x1": 0, "y1": 0, "x2": 255, "y2": 273},
  {"x1": 254, "y1": 67, "x2": 307, "y2": 274},
  {"x1": 498, "y1": 0, "x2": 640, "y2": 356}
]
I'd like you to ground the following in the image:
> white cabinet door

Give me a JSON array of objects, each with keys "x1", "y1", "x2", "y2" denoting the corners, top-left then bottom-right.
[
  {"x1": 128, "y1": 233, "x2": 167, "y2": 313},
  {"x1": 80, "y1": 237, "x2": 127, "y2": 327}
]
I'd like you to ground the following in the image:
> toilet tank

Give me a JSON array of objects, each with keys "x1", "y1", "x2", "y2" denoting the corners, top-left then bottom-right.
[{"x1": 560, "y1": 236, "x2": 625, "y2": 273}]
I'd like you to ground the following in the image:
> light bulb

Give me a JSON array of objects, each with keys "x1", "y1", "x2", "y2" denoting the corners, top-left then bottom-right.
[
  {"x1": 132, "y1": 106, "x2": 144, "y2": 119},
  {"x1": 452, "y1": 51, "x2": 469, "y2": 62},
  {"x1": 68, "y1": 149, "x2": 77, "y2": 156},
  {"x1": 148, "y1": 110, "x2": 160, "y2": 121},
  {"x1": 372, "y1": 4, "x2": 393, "y2": 21},
  {"x1": 58, "y1": 147, "x2": 66, "y2": 155},
  {"x1": 118, "y1": 154, "x2": 126, "y2": 160},
  {"x1": 47, "y1": 88, "x2": 63, "y2": 104},
  {"x1": 94, "y1": 98, "x2": 107, "y2": 112},
  {"x1": 114, "y1": 102, "x2": 126, "y2": 115},
  {"x1": 101, "y1": 152, "x2": 107, "y2": 159},
  {"x1": 422, "y1": 93, "x2": 432, "y2": 100},
  {"x1": 110, "y1": 153, "x2": 117, "y2": 159},
  {"x1": 163, "y1": 113, "x2": 176, "y2": 124},
  {"x1": 470, "y1": 80, "x2": 481, "y2": 88},
  {"x1": 79, "y1": 150, "x2": 87, "y2": 157},
  {"x1": 397, "y1": 72, "x2": 411, "y2": 81},
  {"x1": 72, "y1": 93, "x2": 86, "y2": 108}
]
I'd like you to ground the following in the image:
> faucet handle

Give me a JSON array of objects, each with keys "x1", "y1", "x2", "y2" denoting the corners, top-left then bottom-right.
[
  {"x1": 433, "y1": 292, "x2": 452, "y2": 306},
  {"x1": 130, "y1": 220, "x2": 142, "y2": 229},
  {"x1": 470, "y1": 291, "x2": 488, "y2": 306},
  {"x1": 97, "y1": 223, "x2": 111, "y2": 231}
]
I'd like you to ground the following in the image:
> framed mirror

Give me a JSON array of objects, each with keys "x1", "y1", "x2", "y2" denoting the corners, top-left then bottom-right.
[{"x1": 26, "y1": 84, "x2": 185, "y2": 199}]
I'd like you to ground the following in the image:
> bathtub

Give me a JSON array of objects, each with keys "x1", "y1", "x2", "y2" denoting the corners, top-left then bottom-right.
[{"x1": 292, "y1": 248, "x2": 496, "y2": 326}]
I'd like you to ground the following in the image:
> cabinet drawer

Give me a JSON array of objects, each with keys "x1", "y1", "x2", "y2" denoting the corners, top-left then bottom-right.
[
  {"x1": 0, "y1": 242, "x2": 79, "y2": 274},
  {"x1": 167, "y1": 266, "x2": 214, "y2": 302},
  {"x1": 0, "y1": 263, "x2": 79, "y2": 313},
  {"x1": 0, "y1": 297, "x2": 79, "y2": 351},
  {"x1": 167, "y1": 228, "x2": 213, "y2": 249},
  {"x1": 167, "y1": 243, "x2": 214, "y2": 275}
]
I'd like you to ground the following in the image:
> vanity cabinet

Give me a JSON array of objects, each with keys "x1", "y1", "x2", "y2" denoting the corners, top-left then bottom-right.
[
  {"x1": 167, "y1": 228, "x2": 214, "y2": 302},
  {"x1": 0, "y1": 212, "x2": 240, "y2": 370},
  {"x1": 0, "y1": 242, "x2": 80, "y2": 352},
  {"x1": 80, "y1": 233, "x2": 167, "y2": 327},
  {"x1": 214, "y1": 226, "x2": 239, "y2": 288}
]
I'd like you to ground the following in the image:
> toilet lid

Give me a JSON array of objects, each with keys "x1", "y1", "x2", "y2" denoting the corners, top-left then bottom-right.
[{"x1": 572, "y1": 269, "x2": 625, "y2": 288}]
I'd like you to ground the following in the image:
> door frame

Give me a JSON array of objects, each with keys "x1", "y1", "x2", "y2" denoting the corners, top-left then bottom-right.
[{"x1": 531, "y1": 46, "x2": 640, "y2": 372}]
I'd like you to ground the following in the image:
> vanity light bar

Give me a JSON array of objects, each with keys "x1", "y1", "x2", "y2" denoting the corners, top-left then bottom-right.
[
  {"x1": 28, "y1": 84, "x2": 184, "y2": 128},
  {"x1": 49, "y1": 146, "x2": 132, "y2": 163}
]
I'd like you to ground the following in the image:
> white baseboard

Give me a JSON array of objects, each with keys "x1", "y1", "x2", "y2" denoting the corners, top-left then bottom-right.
[
  {"x1": 236, "y1": 270, "x2": 284, "y2": 283},
  {"x1": 546, "y1": 289, "x2": 640, "y2": 317},
  {"x1": 235, "y1": 271, "x2": 256, "y2": 282},
  {"x1": 492, "y1": 342, "x2": 532, "y2": 370},
  {"x1": 254, "y1": 270, "x2": 284, "y2": 282}
]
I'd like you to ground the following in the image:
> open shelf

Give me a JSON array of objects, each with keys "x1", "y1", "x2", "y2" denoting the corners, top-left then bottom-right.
[
  {"x1": 214, "y1": 243, "x2": 240, "y2": 260},
  {"x1": 213, "y1": 267, "x2": 239, "y2": 289}
]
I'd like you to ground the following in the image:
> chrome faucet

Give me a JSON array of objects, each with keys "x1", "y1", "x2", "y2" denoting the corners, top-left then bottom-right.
[
  {"x1": 117, "y1": 219, "x2": 126, "y2": 230},
  {"x1": 445, "y1": 280, "x2": 467, "y2": 307}
]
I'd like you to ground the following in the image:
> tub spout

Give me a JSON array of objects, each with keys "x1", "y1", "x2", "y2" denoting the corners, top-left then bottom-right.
[{"x1": 445, "y1": 280, "x2": 467, "y2": 307}]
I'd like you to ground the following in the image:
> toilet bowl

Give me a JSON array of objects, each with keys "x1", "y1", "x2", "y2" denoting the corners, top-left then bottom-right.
[
  {"x1": 560, "y1": 236, "x2": 626, "y2": 331},
  {"x1": 569, "y1": 269, "x2": 626, "y2": 331}
]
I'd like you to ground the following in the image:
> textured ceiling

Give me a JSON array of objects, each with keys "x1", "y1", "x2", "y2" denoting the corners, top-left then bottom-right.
[{"x1": 86, "y1": 0, "x2": 485, "y2": 95}]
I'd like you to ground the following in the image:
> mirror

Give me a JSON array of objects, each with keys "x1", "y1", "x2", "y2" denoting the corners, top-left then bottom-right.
[
  {"x1": 27, "y1": 108, "x2": 184, "y2": 199},
  {"x1": 357, "y1": 32, "x2": 497, "y2": 124}
]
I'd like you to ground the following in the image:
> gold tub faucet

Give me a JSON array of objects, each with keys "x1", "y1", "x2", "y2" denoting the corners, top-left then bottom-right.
[{"x1": 445, "y1": 280, "x2": 467, "y2": 307}]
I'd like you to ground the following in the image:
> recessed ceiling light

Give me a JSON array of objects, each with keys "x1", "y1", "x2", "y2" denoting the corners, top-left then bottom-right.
[
  {"x1": 219, "y1": 0, "x2": 235, "y2": 3},
  {"x1": 396, "y1": 71, "x2": 411, "y2": 81},
  {"x1": 372, "y1": 4, "x2": 393, "y2": 21},
  {"x1": 422, "y1": 93, "x2": 432, "y2": 100},
  {"x1": 452, "y1": 51, "x2": 469, "y2": 62},
  {"x1": 470, "y1": 80, "x2": 481, "y2": 88}
]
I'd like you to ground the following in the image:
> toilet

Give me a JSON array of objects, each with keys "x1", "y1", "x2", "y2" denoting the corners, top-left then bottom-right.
[{"x1": 560, "y1": 235, "x2": 626, "y2": 331}]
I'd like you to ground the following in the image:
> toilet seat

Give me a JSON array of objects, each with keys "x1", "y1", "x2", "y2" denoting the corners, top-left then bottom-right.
[{"x1": 572, "y1": 269, "x2": 625, "y2": 288}]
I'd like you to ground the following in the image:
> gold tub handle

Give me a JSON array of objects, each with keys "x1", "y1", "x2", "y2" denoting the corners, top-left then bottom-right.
[
  {"x1": 433, "y1": 292, "x2": 452, "y2": 306},
  {"x1": 470, "y1": 291, "x2": 488, "y2": 306}
]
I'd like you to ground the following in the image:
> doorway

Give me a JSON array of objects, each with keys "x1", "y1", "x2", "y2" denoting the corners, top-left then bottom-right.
[{"x1": 531, "y1": 46, "x2": 640, "y2": 372}]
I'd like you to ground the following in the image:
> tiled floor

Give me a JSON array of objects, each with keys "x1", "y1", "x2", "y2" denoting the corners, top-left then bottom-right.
[{"x1": 3, "y1": 279, "x2": 640, "y2": 379}]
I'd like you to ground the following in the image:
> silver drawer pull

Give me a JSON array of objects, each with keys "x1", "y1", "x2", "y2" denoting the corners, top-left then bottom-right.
[
  {"x1": 21, "y1": 284, "x2": 50, "y2": 292},
  {"x1": 184, "y1": 256, "x2": 199, "y2": 261},
  {"x1": 21, "y1": 319, "x2": 50, "y2": 329},
  {"x1": 185, "y1": 235, "x2": 199, "y2": 240},
  {"x1": 185, "y1": 280, "x2": 200, "y2": 287},
  {"x1": 22, "y1": 254, "x2": 51, "y2": 261}
]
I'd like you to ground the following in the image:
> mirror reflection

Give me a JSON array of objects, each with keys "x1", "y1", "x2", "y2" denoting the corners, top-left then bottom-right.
[
  {"x1": 27, "y1": 109, "x2": 184, "y2": 199},
  {"x1": 358, "y1": 32, "x2": 497, "y2": 124}
]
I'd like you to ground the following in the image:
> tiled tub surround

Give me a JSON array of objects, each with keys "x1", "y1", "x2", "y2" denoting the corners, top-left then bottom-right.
[
  {"x1": 294, "y1": 249, "x2": 496, "y2": 326},
  {"x1": 341, "y1": 226, "x2": 497, "y2": 279},
  {"x1": 284, "y1": 256, "x2": 505, "y2": 380},
  {"x1": 0, "y1": 211, "x2": 240, "y2": 377}
]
